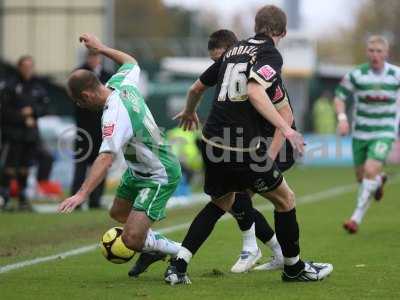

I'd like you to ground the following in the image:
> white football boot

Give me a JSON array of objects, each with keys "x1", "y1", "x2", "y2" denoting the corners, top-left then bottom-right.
[
  {"x1": 253, "y1": 255, "x2": 284, "y2": 271},
  {"x1": 230, "y1": 248, "x2": 262, "y2": 273}
]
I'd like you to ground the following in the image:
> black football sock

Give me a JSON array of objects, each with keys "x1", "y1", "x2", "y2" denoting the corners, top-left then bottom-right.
[
  {"x1": 0, "y1": 172, "x2": 12, "y2": 206},
  {"x1": 231, "y1": 193, "x2": 275, "y2": 243},
  {"x1": 172, "y1": 201, "x2": 225, "y2": 273},
  {"x1": 17, "y1": 172, "x2": 28, "y2": 204},
  {"x1": 37, "y1": 151, "x2": 53, "y2": 181},
  {"x1": 274, "y1": 208, "x2": 305, "y2": 275},
  {"x1": 254, "y1": 209, "x2": 275, "y2": 244},
  {"x1": 231, "y1": 192, "x2": 254, "y2": 231}
]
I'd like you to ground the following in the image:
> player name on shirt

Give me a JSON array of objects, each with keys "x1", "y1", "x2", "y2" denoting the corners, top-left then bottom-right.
[{"x1": 224, "y1": 45, "x2": 258, "y2": 60}]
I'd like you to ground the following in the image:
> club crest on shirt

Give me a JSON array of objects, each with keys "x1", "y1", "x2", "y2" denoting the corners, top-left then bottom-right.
[
  {"x1": 102, "y1": 123, "x2": 115, "y2": 138},
  {"x1": 257, "y1": 65, "x2": 276, "y2": 81},
  {"x1": 272, "y1": 86, "x2": 284, "y2": 102}
]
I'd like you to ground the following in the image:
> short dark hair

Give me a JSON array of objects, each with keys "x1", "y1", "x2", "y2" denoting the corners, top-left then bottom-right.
[
  {"x1": 254, "y1": 5, "x2": 287, "y2": 37},
  {"x1": 208, "y1": 29, "x2": 238, "y2": 51},
  {"x1": 67, "y1": 69, "x2": 101, "y2": 101},
  {"x1": 17, "y1": 55, "x2": 33, "y2": 67}
]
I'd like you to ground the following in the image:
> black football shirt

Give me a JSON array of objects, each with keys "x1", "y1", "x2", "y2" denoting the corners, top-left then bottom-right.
[{"x1": 202, "y1": 35, "x2": 290, "y2": 151}]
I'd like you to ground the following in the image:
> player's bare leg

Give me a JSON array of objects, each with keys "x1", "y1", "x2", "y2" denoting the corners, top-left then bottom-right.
[
  {"x1": 109, "y1": 197, "x2": 132, "y2": 223},
  {"x1": 121, "y1": 210, "x2": 153, "y2": 252},
  {"x1": 345, "y1": 159, "x2": 385, "y2": 233},
  {"x1": 212, "y1": 192, "x2": 236, "y2": 211},
  {"x1": 108, "y1": 198, "x2": 170, "y2": 277},
  {"x1": 119, "y1": 210, "x2": 181, "y2": 278},
  {"x1": 259, "y1": 179, "x2": 333, "y2": 281}
]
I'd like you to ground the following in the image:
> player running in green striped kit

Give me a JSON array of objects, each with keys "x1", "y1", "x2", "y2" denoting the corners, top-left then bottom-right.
[
  {"x1": 58, "y1": 33, "x2": 182, "y2": 275},
  {"x1": 334, "y1": 35, "x2": 400, "y2": 233}
]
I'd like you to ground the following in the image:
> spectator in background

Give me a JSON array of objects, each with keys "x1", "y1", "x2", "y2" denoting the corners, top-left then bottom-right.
[
  {"x1": 167, "y1": 127, "x2": 203, "y2": 198},
  {"x1": 313, "y1": 90, "x2": 336, "y2": 134},
  {"x1": 70, "y1": 51, "x2": 112, "y2": 209},
  {"x1": 0, "y1": 55, "x2": 50, "y2": 211}
]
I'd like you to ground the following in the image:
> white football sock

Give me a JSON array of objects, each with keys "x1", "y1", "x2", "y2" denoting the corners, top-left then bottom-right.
[
  {"x1": 265, "y1": 234, "x2": 283, "y2": 258},
  {"x1": 351, "y1": 178, "x2": 379, "y2": 224},
  {"x1": 242, "y1": 223, "x2": 259, "y2": 253},
  {"x1": 142, "y1": 228, "x2": 181, "y2": 256},
  {"x1": 375, "y1": 174, "x2": 383, "y2": 186},
  {"x1": 284, "y1": 255, "x2": 300, "y2": 266},
  {"x1": 176, "y1": 246, "x2": 193, "y2": 263}
]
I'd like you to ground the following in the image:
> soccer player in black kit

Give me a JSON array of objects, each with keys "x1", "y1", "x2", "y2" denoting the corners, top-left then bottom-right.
[
  {"x1": 165, "y1": 5, "x2": 333, "y2": 284},
  {"x1": 190, "y1": 29, "x2": 295, "y2": 273}
]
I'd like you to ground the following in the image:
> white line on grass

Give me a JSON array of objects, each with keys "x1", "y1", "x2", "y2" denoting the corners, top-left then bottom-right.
[
  {"x1": 0, "y1": 245, "x2": 98, "y2": 274},
  {"x1": 0, "y1": 182, "x2": 362, "y2": 275},
  {"x1": 0, "y1": 222, "x2": 194, "y2": 275}
]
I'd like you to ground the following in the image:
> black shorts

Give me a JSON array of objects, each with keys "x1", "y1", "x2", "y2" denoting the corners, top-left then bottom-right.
[
  {"x1": 1, "y1": 141, "x2": 36, "y2": 169},
  {"x1": 200, "y1": 140, "x2": 283, "y2": 199},
  {"x1": 258, "y1": 139, "x2": 295, "y2": 173},
  {"x1": 275, "y1": 141, "x2": 295, "y2": 172}
]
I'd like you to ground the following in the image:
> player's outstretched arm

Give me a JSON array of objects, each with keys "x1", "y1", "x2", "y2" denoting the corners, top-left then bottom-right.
[
  {"x1": 247, "y1": 81, "x2": 304, "y2": 155},
  {"x1": 334, "y1": 97, "x2": 349, "y2": 136},
  {"x1": 58, "y1": 153, "x2": 114, "y2": 213},
  {"x1": 173, "y1": 79, "x2": 207, "y2": 130},
  {"x1": 185, "y1": 80, "x2": 208, "y2": 113},
  {"x1": 79, "y1": 33, "x2": 137, "y2": 66}
]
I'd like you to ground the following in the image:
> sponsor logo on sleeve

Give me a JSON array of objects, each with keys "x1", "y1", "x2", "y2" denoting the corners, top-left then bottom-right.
[
  {"x1": 257, "y1": 65, "x2": 276, "y2": 81},
  {"x1": 272, "y1": 86, "x2": 284, "y2": 102},
  {"x1": 102, "y1": 123, "x2": 115, "y2": 138}
]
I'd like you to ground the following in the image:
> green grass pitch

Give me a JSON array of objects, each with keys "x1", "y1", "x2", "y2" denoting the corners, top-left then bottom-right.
[{"x1": 1, "y1": 166, "x2": 400, "y2": 300}]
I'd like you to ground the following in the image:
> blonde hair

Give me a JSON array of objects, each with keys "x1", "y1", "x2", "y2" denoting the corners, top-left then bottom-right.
[{"x1": 367, "y1": 35, "x2": 389, "y2": 50}]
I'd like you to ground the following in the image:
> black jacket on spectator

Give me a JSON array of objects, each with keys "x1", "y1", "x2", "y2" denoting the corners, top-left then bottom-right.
[
  {"x1": 71, "y1": 63, "x2": 112, "y2": 209},
  {"x1": 0, "y1": 74, "x2": 49, "y2": 143}
]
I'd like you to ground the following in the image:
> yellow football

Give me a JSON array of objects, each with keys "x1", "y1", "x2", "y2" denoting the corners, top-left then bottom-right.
[{"x1": 100, "y1": 227, "x2": 135, "y2": 264}]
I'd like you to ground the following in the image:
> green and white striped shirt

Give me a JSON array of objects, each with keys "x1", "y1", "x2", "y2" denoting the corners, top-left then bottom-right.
[
  {"x1": 99, "y1": 63, "x2": 181, "y2": 184},
  {"x1": 335, "y1": 62, "x2": 400, "y2": 140}
]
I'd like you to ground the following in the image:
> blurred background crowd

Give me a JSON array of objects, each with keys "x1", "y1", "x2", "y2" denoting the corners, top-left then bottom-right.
[{"x1": 0, "y1": 0, "x2": 399, "y2": 212}]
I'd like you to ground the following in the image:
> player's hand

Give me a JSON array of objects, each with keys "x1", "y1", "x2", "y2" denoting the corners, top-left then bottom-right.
[
  {"x1": 58, "y1": 193, "x2": 86, "y2": 213},
  {"x1": 173, "y1": 110, "x2": 200, "y2": 131},
  {"x1": 283, "y1": 127, "x2": 305, "y2": 156},
  {"x1": 337, "y1": 119, "x2": 350, "y2": 136},
  {"x1": 79, "y1": 33, "x2": 105, "y2": 53}
]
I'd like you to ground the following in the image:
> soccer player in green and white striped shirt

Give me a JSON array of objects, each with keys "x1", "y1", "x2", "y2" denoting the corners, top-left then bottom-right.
[
  {"x1": 58, "y1": 33, "x2": 182, "y2": 276},
  {"x1": 334, "y1": 35, "x2": 400, "y2": 234}
]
